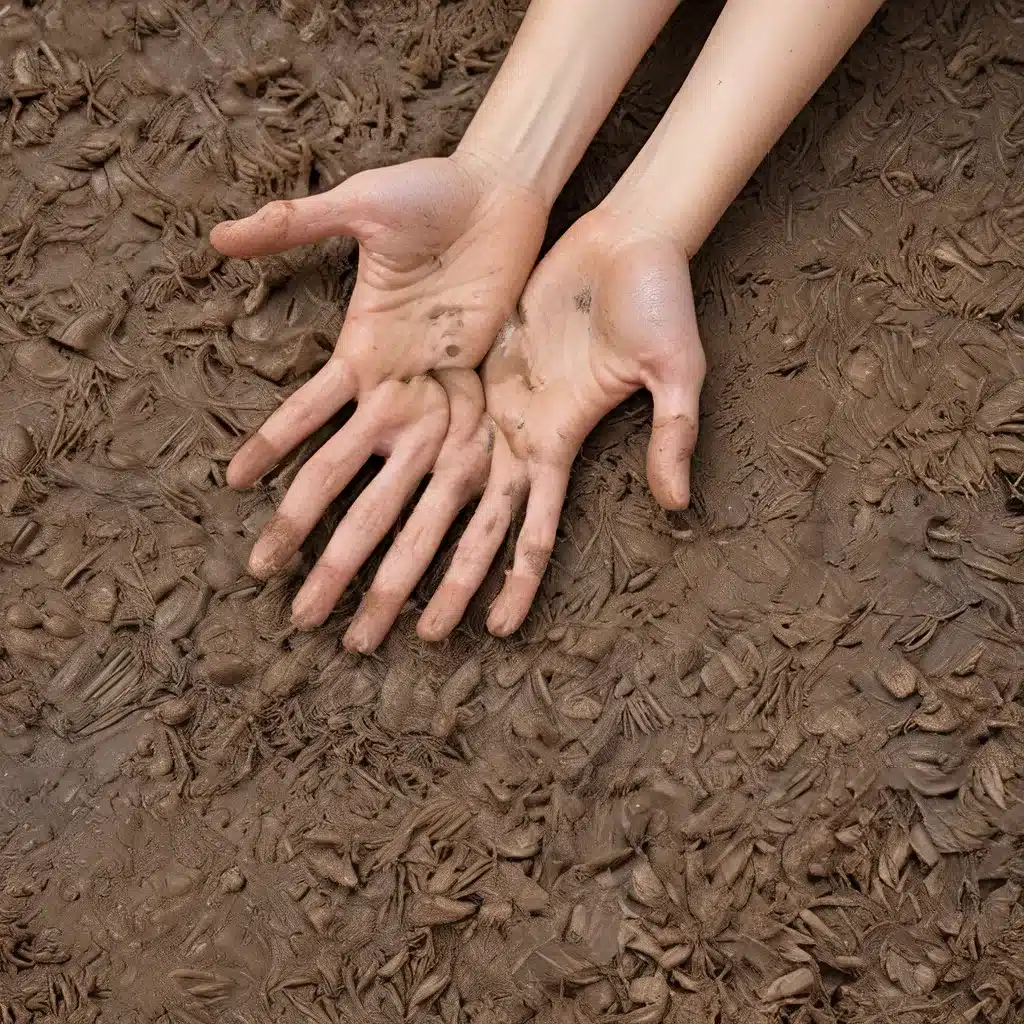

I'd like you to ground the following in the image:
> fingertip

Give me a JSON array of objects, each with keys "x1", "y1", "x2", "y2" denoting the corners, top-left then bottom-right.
[
  {"x1": 209, "y1": 220, "x2": 232, "y2": 250},
  {"x1": 225, "y1": 459, "x2": 251, "y2": 491},
  {"x1": 344, "y1": 591, "x2": 397, "y2": 654},
  {"x1": 342, "y1": 611, "x2": 369, "y2": 651},
  {"x1": 229, "y1": 434, "x2": 278, "y2": 489},
  {"x1": 417, "y1": 604, "x2": 451, "y2": 643},
  {"x1": 486, "y1": 609, "x2": 517, "y2": 638},
  {"x1": 247, "y1": 551, "x2": 273, "y2": 581},
  {"x1": 291, "y1": 592, "x2": 326, "y2": 631},
  {"x1": 209, "y1": 219, "x2": 249, "y2": 257},
  {"x1": 650, "y1": 461, "x2": 690, "y2": 511},
  {"x1": 486, "y1": 583, "x2": 529, "y2": 638},
  {"x1": 672, "y1": 458, "x2": 692, "y2": 511},
  {"x1": 342, "y1": 627, "x2": 373, "y2": 654},
  {"x1": 647, "y1": 413, "x2": 696, "y2": 511}
]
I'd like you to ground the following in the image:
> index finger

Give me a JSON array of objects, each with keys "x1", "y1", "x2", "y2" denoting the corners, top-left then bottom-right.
[{"x1": 227, "y1": 357, "x2": 354, "y2": 489}]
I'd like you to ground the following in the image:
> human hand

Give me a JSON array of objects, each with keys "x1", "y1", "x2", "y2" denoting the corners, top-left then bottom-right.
[
  {"x1": 416, "y1": 207, "x2": 706, "y2": 641},
  {"x1": 209, "y1": 155, "x2": 546, "y2": 637}
]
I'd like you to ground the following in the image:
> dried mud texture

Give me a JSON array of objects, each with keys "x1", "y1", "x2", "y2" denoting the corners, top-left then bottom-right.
[{"x1": 2, "y1": 1, "x2": 1024, "y2": 1022}]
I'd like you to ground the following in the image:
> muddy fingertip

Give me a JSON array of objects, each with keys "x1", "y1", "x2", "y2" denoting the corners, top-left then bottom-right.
[
  {"x1": 208, "y1": 221, "x2": 235, "y2": 252},
  {"x1": 649, "y1": 461, "x2": 690, "y2": 512},
  {"x1": 247, "y1": 551, "x2": 276, "y2": 581},
  {"x1": 486, "y1": 601, "x2": 519, "y2": 638},
  {"x1": 228, "y1": 435, "x2": 278, "y2": 490},
  {"x1": 342, "y1": 623, "x2": 374, "y2": 654},
  {"x1": 416, "y1": 610, "x2": 449, "y2": 643},
  {"x1": 290, "y1": 594, "x2": 324, "y2": 632},
  {"x1": 225, "y1": 460, "x2": 252, "y2": 490}
]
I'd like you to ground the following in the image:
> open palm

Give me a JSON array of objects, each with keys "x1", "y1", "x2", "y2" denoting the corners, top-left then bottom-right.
[
  {"x1": 417, "y1": 208, "x2": 707, "y2": 641},
  {"x1": 210, "y1": 155, "x2": 547, "y2": 639}
]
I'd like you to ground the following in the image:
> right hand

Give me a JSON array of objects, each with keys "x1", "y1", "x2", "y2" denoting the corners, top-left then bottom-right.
[
  {"x1": 418, "y1": 207, "x2": 706, "y2": 642},
  {"x1": 210, "y1": 154, "x2": 547, "y2": 641}
]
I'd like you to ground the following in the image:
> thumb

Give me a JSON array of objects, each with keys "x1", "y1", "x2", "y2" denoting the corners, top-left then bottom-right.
[
  {"x1": 646, "y1": 372, "x2": 703, "y2": 511},
  {"x1": 210, "y1": 183, "x2": 362, "y2": 258},
  {"x1": 211, "y1": 158, "x2": 475, "y2": 260}
]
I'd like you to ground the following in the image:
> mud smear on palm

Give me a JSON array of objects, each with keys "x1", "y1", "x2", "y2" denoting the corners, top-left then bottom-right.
[{"x1": 2, "y1": 0, "x2": 1024, "y2": 1021}]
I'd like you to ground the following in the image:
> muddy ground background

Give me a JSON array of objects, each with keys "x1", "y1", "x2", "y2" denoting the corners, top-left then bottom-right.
[{"x1": 2, "y1": 0, "x2": 1024, "y2": 1021}]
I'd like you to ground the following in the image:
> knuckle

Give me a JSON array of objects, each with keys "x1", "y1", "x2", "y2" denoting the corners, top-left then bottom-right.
[{"x1": 261, "y1": 199, "x2": 296, "y2": 234}]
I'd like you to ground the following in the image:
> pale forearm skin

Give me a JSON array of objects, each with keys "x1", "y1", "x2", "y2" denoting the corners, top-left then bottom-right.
[
  {"x1": 456, "y1": 0, "x2": 682, "y2": 208},
  {"x1": 604, "y1": 0, "x2": 886, "y2": 254}
]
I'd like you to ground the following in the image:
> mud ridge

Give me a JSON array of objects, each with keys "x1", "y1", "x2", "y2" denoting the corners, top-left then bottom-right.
[{"x1": 2, "y1": 1, "x2": 1024, "y2": 1022}]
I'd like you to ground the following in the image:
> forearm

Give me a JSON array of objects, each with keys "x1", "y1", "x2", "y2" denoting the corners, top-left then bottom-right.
[
  {"x1": 603, "y1": 0, "x2": 885, "y2": 254},
  {"x1": 456, "y1": 0, "x2": 682, "y2": 209}
]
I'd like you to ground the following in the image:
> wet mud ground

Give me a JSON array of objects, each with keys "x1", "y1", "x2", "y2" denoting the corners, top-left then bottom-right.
[{"x1": 2, "y1": 0, "x2": 1024, "y2": 1021}]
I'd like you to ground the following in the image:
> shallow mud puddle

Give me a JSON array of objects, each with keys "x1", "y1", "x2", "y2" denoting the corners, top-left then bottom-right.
[{"x1": 2, "y1": 0, "x2": 1024, "y2": 1021}]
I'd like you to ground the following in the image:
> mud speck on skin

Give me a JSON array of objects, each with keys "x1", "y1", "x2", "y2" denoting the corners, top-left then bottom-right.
[{"x1": 2, "y1": 0, "x2": 1024, "y2": 1021}]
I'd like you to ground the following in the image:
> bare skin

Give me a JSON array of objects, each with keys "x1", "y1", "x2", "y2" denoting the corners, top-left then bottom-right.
[
  {"x1": 210, "y1": 0, "x2": 683, "y2": 648},
  {"x1": 210, "y1": 154, "x2": 546, "y2": 632},
  {"x1": 421, "y1": 0, "x2": 886, "y2": 640},
  {"x1": 419, "y1": 210, "x2": 704, "y2": 640},
  {"x1": 340, "y1": 369, "x2": 492, "y2": 653},
  {"x1": 211, "y1": 0, "x2": 883, "y2": 646},
  {"x1": 606, "y1": 0, "x2": 887, "y2": 252}
]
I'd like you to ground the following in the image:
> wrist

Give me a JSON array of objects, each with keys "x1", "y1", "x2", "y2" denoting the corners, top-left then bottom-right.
[
  {"x1": 453, "y1": 0, "x2": 681, "y2": 209},
  {"x1": 453, "y1": 92, "x2": 584, "y2": 212},
  {"x1": 448, "y1": 145, "x2": 554, "y2": 228},
  {"x1": 598, "y1": 177, "x2": 701, "y2": 260}
]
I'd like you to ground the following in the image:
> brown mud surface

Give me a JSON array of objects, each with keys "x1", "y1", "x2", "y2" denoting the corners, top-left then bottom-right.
[{"x1": 2, "y1": 0, "x2": 1024, "y2": 1021}]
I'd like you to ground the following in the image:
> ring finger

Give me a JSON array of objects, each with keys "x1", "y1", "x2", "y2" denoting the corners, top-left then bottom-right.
[{"x1": 417, "y1": 434, "x2": 527, "y2": 643}]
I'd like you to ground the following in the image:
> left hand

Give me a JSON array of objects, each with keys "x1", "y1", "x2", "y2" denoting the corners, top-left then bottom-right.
[
  {"x1": 209, "y1": 155, "x2": 546, "y2": 640},
  {"x1": 415, "y1": 207, "x2": 707, "y2": 641}
]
